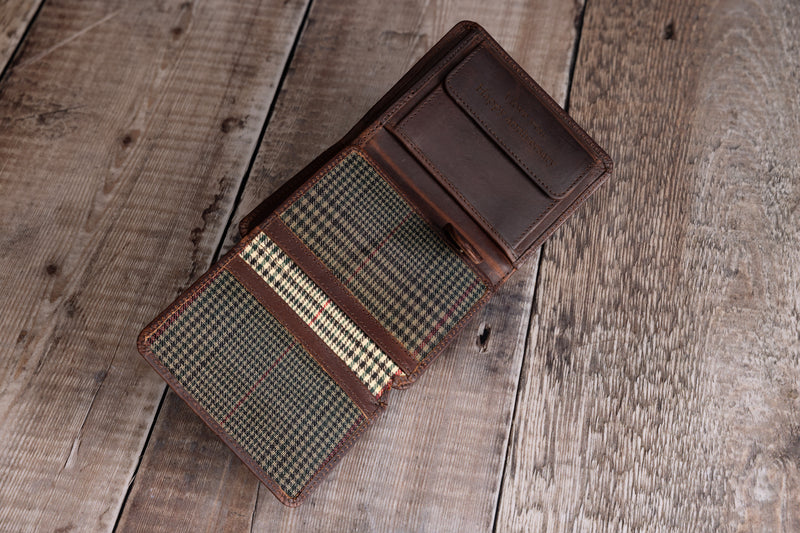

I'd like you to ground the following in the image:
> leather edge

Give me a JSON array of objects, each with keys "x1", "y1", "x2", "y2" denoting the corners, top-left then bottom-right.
[
  {"x1": 136, "y1": 235, "x2": 383, "y2": 507},
  {"x1": 226, "y1": 255, "x2": 381, "y2": 417},
  {"x1": 264, "y1": 217, "x2": 420, "y2": 377}
]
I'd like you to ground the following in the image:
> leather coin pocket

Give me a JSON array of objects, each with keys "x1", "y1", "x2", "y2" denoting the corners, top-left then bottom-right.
[{"x1": 391, "y1": 42, "x2": 606, "y2": 261}]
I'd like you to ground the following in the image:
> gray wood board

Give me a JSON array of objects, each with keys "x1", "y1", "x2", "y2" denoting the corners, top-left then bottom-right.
[
  {"x1": 497, "y1": 0, "x2": 800, "y2": 531},
  {"x1": 0, "y1": 0, "x2": 42, "y2": 72},
  {"x1": 0, "y1": 0, "x2": 310, "y2": 529}
]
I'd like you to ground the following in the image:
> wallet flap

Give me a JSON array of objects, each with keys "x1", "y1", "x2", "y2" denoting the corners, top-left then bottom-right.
[{"x1": 444, "y1": 42, "x2": 599, "y2": 200}]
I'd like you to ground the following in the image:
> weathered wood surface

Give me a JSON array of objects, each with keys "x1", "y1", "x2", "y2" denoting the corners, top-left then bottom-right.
[
  {"x1": 3, "y1": 0, "x2": 799, "y2": 531},
  {"x1": 497, "y1": 0, "x2": 800, "y2": 531},
  {"x1": 0, "y1": 0, "x2": 309, "y2": 530},
  {"x1": 117, "y1": 0, "x2": 583, "y2": 531},
  {"x1": 0, "y1": 0, "x2": 41, "y2": 71}
]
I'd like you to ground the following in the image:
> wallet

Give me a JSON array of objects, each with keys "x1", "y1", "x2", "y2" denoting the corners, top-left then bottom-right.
[{"x1": 137, "y1": 20, "x2": 612, "y2": 507}]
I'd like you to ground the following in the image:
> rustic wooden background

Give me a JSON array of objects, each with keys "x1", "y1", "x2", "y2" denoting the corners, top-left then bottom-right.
[{"x1": 1, "y1": 0, "x2": 798, "y2": 531}]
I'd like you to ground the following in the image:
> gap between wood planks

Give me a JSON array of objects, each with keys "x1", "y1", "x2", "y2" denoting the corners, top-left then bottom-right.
[
  {"x1": 210, "y1": 0, "x2": 315, "y2": 263},
  {"x1": 491, "y1": 1, "x2": 588, "y2": 530},
  {"x1": 0, "y1": 0, "x2": 46, "y2": 82},
  {"x1": 110, "y1": 1, "x2": 317, "y2": 530}
]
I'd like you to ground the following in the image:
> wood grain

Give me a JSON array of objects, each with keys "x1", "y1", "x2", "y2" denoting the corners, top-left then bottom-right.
[
  {"x1": 7, "y1": 0, "x2": 794, "y2": 530},
  {"x1": 0, "y1": 0, "x2": 309, "y2": 530},
  {"x1": 118, "y1": 0, "x2": 583, "y2": 530},
  {"x1": 496, "y1": 0, "x2": 800, "y2": 531},
  {"x1": 0, "y1": 0, "x2": 42, "y2": 71}
]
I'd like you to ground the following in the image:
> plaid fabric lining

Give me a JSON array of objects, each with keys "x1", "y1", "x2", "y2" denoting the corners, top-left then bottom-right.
[
  {"x1": 280, "y1": 151, "x2": 487, "y2": 361},
  {"x1": 241, "y1": 232, "x2": 400, "y2": 396},
  {"x1": 147, "y1": 270, "x2": 362, "y2": 498}
]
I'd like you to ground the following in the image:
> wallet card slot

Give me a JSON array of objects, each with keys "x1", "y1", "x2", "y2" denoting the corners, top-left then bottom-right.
[
  {"x1": 263, "y1": 216, "x2": 419, "y2": 376},
  {"x1": 138, "y1": 260, "x2": 376, "y2": 503},
  {"x1": 274, "y1": 149, "x2": 489, "y2": 372},
  {"x1": 232, "y1": 234, "x2": 401, "y2": 403}
]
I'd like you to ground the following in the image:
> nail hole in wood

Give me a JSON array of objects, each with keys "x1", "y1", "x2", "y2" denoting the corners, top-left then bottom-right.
[
  {"x1": 477, "y1": 323, "x2": 491, "y2": 352},
  {"x1": 663, "y1": 20, "x2": 675, "y2": 40}
]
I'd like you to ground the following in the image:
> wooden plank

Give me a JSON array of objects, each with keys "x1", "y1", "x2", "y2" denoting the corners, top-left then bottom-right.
[
  {"x1": 497, "y1": 0, "x2": 800, "y2": 530},
  {"x1": 0, "y1": 0, "x2": 309, "y2": 530},
  {"x1": 118, "y1": 1, "x2": 584, "y2": 531},
  {"x1": 0, "y1": 0, "x2": 42, "y2": 71}
]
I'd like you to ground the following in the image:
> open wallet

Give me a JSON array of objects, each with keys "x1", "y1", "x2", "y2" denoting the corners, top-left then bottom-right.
[{"x1": 137, "y1": 20, "x2": 612, "y2": 507}]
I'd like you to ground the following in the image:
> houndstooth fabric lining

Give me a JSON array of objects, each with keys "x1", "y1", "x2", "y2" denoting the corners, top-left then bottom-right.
[
  {"x1": 280, "y1": 151, "x2": 487, "y2": 361},
  {"x1": 147, "y1": 270, "x2": 362, "y2": 498},
  {"x1": 241, "y1": 232, "x2": 400, "y2": 397}
]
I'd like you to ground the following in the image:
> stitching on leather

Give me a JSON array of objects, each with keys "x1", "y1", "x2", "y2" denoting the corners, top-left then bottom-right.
[
  {"x1": 393, "y1": 99, "x2": 518, "y2": 251},
  {"x1": 444, "y1": 44, "x2": 569, "y2": 198},
  {"x1": 460, "y1": 42, "x2": 600, "y2": 197},
  {"x1": 517, "y1": 198, "x2": 558, "y2": 241},
  {"x1": 265, "y1": 217, "x2": 417, "y2": 376},
  {"x1": 357, "y1": 149, "x2": 493, "y2": 289},
  {"x1": 476, "y1": 38, "x2": 611, "y2": 179},
  {"x1": 226, "y1": 257, "x2": 379, "y2": 417}
]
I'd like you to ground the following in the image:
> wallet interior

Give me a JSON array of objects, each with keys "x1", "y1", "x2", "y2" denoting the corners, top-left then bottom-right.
[{"x1": 138, "y1": 148, "x2": 490, "y2": 504}]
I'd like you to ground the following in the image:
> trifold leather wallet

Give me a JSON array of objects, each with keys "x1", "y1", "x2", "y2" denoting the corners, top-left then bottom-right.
[{"x1": 137, "y1": 20, "x2": 612, "y2": 507}]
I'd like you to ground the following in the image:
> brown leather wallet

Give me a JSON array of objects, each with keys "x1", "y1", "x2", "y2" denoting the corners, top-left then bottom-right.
[{"x1": 137, "y1": 20, "x2": 612, "y2": 507}]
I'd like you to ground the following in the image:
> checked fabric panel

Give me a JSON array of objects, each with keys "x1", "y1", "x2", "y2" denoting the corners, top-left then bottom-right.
[
  {"x1": 280, "y1": 151, "x2": 487, "y2": 362},
  {"x1": 240, "y1": 232, "x2": 400, "y2": 397},
  {"x1": 146, "y1": 270, "x2": 363, "y2": 498}
]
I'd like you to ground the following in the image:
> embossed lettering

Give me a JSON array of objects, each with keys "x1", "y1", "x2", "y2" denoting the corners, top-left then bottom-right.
[{"x1": 474, "y1": 83, "x2": 554, "y2": 167}]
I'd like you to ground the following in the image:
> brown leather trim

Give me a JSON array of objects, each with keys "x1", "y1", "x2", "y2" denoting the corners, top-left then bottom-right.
[
  {"x1": 137, "y1": 234, "x2": 387, "y2": 507},
  {"x1": 362, "y1": 128, "x2": 512, "y2": 286},
  {"x1": 265, "y1": 216, "x2": 420, "y2": 376},
  {"x1": 226, "y1": 255, "x2": 380, "y2": 417}
]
